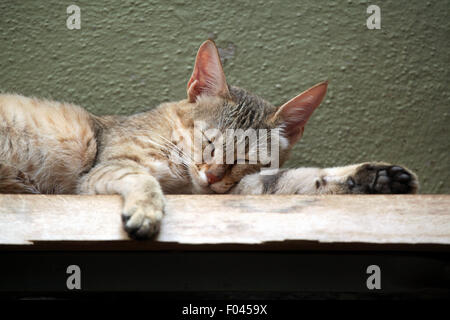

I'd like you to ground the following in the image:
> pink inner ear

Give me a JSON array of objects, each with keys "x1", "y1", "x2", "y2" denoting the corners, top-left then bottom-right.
[
  {"x1": 276, "y1": 81, "x2": 328, "y2": 144},
  {"x1": 187, "y1": 40, "x2": 229, "y2": 102}
]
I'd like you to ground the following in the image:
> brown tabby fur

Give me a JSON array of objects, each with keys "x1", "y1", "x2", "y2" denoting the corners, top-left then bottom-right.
[{"x1": 0, "y1": 40, "x2": 418, "y2": 239}]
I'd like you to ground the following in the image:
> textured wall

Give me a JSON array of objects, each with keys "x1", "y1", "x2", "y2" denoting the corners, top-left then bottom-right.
[{"x1": 1, "y1": 0, "x2": 449, "y2": 193}]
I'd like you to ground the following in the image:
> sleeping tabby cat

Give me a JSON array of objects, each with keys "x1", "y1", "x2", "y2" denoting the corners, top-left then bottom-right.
[{"x1": 0, "y1": 40, "x2": 418, "y2": 239}]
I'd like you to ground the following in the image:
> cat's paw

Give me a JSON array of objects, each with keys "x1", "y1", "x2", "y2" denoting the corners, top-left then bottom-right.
[
  {"x1": 121, "y1": 192, "x2": 165, "y2": 240},
  {"x1": 349, "y1": 163, "x2": 418, "y2": 194}
]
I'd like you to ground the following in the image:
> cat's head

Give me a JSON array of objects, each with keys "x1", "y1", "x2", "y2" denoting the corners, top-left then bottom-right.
[{"x1": 183, "y1": 40, "x2": 327, "y2": 193}]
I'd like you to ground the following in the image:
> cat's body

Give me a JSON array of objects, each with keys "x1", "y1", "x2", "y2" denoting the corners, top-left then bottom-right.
[
  {"x1": 0, "y1": 41, "x2": 418, "y2": 238},
  {"x1": 0, "y1": 93, "x2": 98, "y2": 194}
]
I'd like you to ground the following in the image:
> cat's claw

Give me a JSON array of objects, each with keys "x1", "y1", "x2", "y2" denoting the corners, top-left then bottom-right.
[{"x1": 352, "y1": 163, "x2": 418, "y2": 194}]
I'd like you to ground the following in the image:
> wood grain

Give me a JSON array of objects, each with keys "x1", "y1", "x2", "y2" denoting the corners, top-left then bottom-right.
[{"x1": 0, "y1": 194, "x2": 449, "y2": 249}]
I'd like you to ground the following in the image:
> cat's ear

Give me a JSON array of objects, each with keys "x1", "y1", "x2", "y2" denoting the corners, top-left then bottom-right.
[
  {"x1": 187, "y1": 40, "x2": 230, "y2": 102},
  {"x1": 273, "y1": 81, "x2": 328, "y2": 145}
]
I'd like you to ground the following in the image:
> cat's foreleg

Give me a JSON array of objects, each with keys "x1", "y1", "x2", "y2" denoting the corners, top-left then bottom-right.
[
  {"x1": 232, "y1": 162, "x2": 418, "y2": 195},
  {"x1": 77, "y1": 160, "x2": 165, "y2": 239}
]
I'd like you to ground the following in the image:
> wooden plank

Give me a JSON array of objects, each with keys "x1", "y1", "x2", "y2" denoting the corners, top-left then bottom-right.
[{"x1": 0, "y1": 194, "x2": 449, "y2": 249}]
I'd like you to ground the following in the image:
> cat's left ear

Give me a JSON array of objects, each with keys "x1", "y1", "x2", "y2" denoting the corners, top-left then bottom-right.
[
  {"x1": 273, "y1": 81, "x2": 328, "y2": 145},
  {"x1": 187, "y1": 40, "x2": 230, "y2": 102}
]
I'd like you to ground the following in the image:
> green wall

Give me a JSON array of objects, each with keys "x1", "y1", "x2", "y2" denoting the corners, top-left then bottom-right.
[{"x1": 1, "y1": 0, "x2": 449, "y2": 193}]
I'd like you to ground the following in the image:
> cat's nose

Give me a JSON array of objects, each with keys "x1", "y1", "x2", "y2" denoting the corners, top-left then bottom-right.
[{"x1": 206, "y1": 171, "x2": 222, "y2": 185}]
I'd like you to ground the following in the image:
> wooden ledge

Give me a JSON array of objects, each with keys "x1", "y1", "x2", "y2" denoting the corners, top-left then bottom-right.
[{"x1": 0, "y1": 194, "x2": 449, "y2": 251}]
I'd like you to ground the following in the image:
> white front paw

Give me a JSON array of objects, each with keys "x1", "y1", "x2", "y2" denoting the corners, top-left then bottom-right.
[{"x1": 121, "y1": 192, "x2": 165, "y2": 239}]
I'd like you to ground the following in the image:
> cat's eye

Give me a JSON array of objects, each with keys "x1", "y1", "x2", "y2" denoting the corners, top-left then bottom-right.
[
  {"x1": 201, "y1": 131, "x2": 216, "y2": 156},
  {"x1": 201, "y1": 131, "x2": 213, "y2": 144},
  {"x1": 235, "y1": 158, "x2": 248, "y2": 164}
]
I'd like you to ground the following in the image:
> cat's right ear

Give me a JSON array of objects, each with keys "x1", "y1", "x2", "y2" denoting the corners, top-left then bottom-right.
[
  {"x1": 272, "y1": 81, "x2": 328, "y2": 145},
  {"x1": 187, "y1": 40, "x2": 230, "y2": 102}
]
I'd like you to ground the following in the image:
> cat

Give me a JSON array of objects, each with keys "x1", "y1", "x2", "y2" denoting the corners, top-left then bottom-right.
[{"x1": 0, "y1": 40, "x2": 418, "y2": 239}]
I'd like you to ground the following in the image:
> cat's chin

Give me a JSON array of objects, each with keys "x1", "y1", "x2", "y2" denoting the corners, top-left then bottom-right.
[
  {"x1": 209, "y1": 182, "x2": 234, "y2": 194},
  {"x1": 191, "y1": 180, "x2": 216, "y2": 194},
  {"x1": 191, "y1": 180, "x2": 232, "y2": 194}
]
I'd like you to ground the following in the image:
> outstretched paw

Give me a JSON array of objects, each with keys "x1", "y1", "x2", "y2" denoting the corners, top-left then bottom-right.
[
  {"x1": 350, "y1": 163, "x2": 418, "y2": 194},
  {"x1": 121, "y1": 193, "x2": 165, "y2": 240}
]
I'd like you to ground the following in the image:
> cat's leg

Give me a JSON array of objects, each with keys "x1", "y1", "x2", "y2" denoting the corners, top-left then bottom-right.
[
  {"x1": 77, "y1": 160, "x2": 165, "y2": 239},
  {"x1": 232, "y1": 162, "x2": 418, "y2": 195}
]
